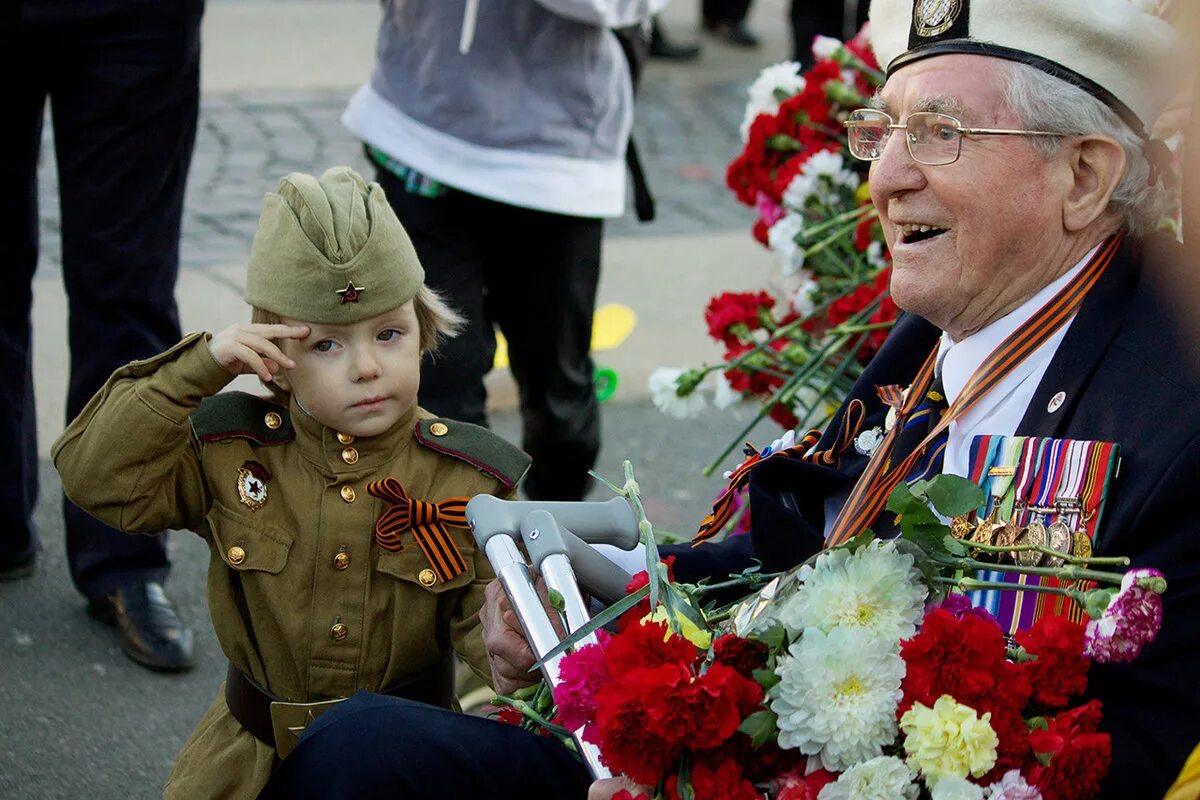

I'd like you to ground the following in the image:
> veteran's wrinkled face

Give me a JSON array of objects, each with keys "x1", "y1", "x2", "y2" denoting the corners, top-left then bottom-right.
[
  {"x1": 869, "y1": 55, "x2": 1079, "y2": 339},
  {"x1": 276, "y1": 303, "x2": 422, "y2": 438}
]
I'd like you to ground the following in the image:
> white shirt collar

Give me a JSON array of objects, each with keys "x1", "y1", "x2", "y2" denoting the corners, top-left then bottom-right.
[{"x1": 936, "y1": 244, "x2": 1100, "y2": 404}]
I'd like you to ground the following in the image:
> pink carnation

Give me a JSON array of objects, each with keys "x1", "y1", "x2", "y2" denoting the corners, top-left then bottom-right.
[
  {"x1": 552, "y1": 632, "x2": 612, "y2": 731},
  {"x1": 986, "y1": 769, "x2": 1043, "y2": 800},
  {"x1": 1083, "y1": 568, "x2": 1165, "y2": 664},
  {"x1": 755, "y1": 191, "x2": 786, "y2": 228}
]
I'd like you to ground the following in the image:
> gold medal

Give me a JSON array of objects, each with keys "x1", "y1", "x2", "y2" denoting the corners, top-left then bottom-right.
[
  {"x1": 1014, "y1": 520, "x2": 1048, "y2": 567},
  {"x1": 1044, "y1": 520, "x2": 1073, "y2": 567},
  {"x1": 950, "y1": 515, "x2": 974, "y2": 541},
  {"x1": 970, "y1": 506, "x2": 1000, "y2": 547},
  {"x1": 1072, "y1": 530, "x2": 1093, "y2": 561}
]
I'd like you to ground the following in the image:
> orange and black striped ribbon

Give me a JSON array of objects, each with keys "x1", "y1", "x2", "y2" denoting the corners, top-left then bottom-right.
[
  {"x1": 823, "y1": 233, "x2": 1123, "y2": 548},
  {"x1": 367, "y1": 477, "x2": 470, "y2": 582},
  {"x1": 693, "y1": 399, "x2": 867, "y2": 544}
]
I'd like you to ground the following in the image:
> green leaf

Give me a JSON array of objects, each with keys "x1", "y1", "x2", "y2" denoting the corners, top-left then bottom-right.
[
  {"x1": 738, "y1": 710, "x2": 780, "y2": 749},
  {"x1": 530, "y1": 584, "x2": 649, "y2": 671},
  {"x1": 752, "y1": 623, "x2": 789, "y2": 652},
  {"x1": 942, "y1": 535, "x2": 969, "y2": 557},
  {"x1": 924, "y1": 475, "x2": 986, "y2": 517},
  {"x1": 886, "y1": 483, "x2": 923, "y2": 514},
  {"x1": 753, "y1": 668, "x2": 781, "y2": 692},
  {"x1": 904, "y1": 522, "x2": 952, "y2": 558}
]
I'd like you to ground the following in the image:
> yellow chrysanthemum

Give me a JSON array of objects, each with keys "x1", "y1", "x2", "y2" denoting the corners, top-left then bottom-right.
[
  {"x1": 900, "y1": 695, "x2": 998, "y2": 785},
  {"x1": 642, "y1": 606, "x2": 712, "y2": 650}
]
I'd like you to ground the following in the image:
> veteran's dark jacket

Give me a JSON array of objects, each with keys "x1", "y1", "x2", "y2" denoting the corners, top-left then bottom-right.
[
  {"x1": 52, "y1": 333, "x2": 530, "y2": 799},
  {"x1": 668, "y1": 233, "x2": 1200, "y2": 798}
]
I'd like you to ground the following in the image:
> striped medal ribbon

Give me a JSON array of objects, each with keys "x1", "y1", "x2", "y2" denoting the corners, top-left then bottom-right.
[{"x1": 824, "y1": 233, "x2": 1123, "y2": 548}]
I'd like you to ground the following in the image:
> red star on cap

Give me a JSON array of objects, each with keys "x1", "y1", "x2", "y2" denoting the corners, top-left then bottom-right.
[{"x1": 336, "y1": 281, "x2": 364, "y2": 304}]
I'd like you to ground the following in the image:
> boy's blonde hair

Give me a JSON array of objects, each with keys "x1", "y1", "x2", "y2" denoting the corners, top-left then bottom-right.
[{"x1": 251, "y1": 286, "x2": 464, "y2": 402}]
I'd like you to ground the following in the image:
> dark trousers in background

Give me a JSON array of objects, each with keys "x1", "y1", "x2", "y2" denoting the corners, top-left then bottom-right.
[
  {"x1": 376, "y1": 171, "x2": 603, "y2": 502},
  {"x1": 0, "y1": 0, "x2": 201, "y2": 596},
  {"x1": 703, "y1": 0, "x2": 752, "y2": 26},
  {"x1": 790, "y1": 0, "x2": 869, "y2": 66},
  {"x1": 260, "y1": 692, "x2": 593, "y2": 800}
]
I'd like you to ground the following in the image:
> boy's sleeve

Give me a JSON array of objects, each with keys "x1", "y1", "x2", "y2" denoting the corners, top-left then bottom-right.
[{"x1": 51, "y1": 332, "x2": 234, "y2": 534}]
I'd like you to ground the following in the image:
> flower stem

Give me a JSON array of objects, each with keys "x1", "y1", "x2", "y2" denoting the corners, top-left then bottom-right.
[
  {"x1": 932, "y1": 554, "x2": 1124, "y2": 585},
  {"x1": 933, "y1": 576, "x2": 1089, "y2": 603},
  {"x1": 966, "y1": 540, "x2": 1130, "y2": 567}
]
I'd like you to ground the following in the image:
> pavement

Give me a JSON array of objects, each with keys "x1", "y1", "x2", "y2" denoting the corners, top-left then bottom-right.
[{"x1": 1, "y1": 1, "x2": 794, "y2": 796}]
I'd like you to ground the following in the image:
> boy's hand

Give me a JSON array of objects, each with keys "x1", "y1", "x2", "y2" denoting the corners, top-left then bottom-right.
[{"x1": 208, "y1": 323, "x2": 309, "y2": 381}]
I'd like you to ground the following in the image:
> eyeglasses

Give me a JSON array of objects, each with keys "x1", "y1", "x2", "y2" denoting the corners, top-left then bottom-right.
[{"x1": 843, "y1": 109, "x2": 1073, "y2": 166}]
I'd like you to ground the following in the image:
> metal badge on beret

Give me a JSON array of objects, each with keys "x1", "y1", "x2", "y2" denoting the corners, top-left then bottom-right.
[
  {"x1": 243, "y1": 167, "x2": 425, "y2": 324},
  {"x1": 237, "y1": 460, "x2": 271, "y2": 511},
  {"x1": 913, "y1": 0, "x2": 962, "y2": 38}
]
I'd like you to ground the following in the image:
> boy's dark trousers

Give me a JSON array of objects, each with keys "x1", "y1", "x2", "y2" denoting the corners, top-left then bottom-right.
[
  {"x1": 0, "y1": 0, "x2": 201, "y2": 596},
  {"x1": 375, "y1": 171, "x2": 602, "y2": 502}
]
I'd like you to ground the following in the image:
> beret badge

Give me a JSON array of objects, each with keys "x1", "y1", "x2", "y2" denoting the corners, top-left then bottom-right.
[{"x1": 914, "y1": 0, "x2": 963, "y2": 38}]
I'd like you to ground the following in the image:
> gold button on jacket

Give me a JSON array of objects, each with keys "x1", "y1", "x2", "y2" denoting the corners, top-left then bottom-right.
[
  {"x1": 336, "y1": 431, "x2": 354, "y2": 445},
  {"x1": 417, "y1": 568, "x2": 437, "y2": 587},
  {"x1": 339, "y1": 485, "x2": 356, "y2": 503},
  {"x1": 49, "y1": 334, "x2": 530, "y2": 800},
  {"x1": 264, "y1": 412, "x2": 282, "y2": 430}
]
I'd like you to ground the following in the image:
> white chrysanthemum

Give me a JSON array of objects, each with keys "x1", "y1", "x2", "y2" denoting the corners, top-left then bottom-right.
[
  {"x1": 648, "y1": 367, "x2": 706, "y2": 420},
  {"x1": 931, "y1": 776, "x2": 985, "y2": 800},
  {"x1": 768, "y1": 214, "x2": 807, "y2": 275},
  {"x1": 775, "y1": 539, "x2": 928, "y2": 644},
  {"x1": 711, "y1": 372, "x2": 741, "y2": 410},
  {"x1": 740, "y1": 61, "x2": 806, "y2": 141},
  {"x1": 770, "y1": 627, "x2": 905, "y2": 771},
  {"x1": 811, "y1": 35, "x2": 843, "y2": 62},
  {"x1": 817, "y1": 755, "x2": 918, "y2": 800}
]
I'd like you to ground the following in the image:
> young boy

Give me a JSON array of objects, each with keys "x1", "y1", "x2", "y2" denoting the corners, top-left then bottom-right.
[{"x1": 52, "y1": 167, "x2": 530, "y2": 798}]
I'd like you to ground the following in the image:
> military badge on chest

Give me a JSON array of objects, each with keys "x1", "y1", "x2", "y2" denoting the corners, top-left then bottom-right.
[{"x1": 237, "y1": 460, "x2": 271, "y2": 511}]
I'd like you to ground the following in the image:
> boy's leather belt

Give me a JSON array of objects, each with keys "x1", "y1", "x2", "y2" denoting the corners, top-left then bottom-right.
[{"x1": 225, "y1": 655, "x2": 457, "y2": 758}]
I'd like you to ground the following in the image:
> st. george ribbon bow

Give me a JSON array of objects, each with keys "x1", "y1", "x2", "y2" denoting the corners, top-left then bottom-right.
[{"x1": 367, "y1": 477, "x2": 471, "y2": 582}]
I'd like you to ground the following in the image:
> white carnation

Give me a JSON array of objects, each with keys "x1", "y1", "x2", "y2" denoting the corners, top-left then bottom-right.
[
  {"x1": 770, "y1": 627, "x2": 905, "y2": 771},
  {"x1": 711, "y1": 372, "x2": 741, "y2": 410},
  {"x1": 782, "y1": 151, "x2": 860, "y2": 210},
  {"x1": 811, "y1": 35, "x2": 843, "y2": 62},
  {"x1": 817, "y1": 755, "x2": 919, "y2": 800},
  {"x1": 741, "y1": 61, "x2": 807, "y2": 141},
  {"x1": 932, "y1": 777, "x2": 986, "y2": 800},
  {"x1": 866, "y1": 239, "x2": 888, "y2": 269},
  {"x1": 768, "y1": 214, "x2": 807, "y2": 276},
  {"x1": 648, "y1": 367, "x2": 706, "y2": 420},
  {"x1": 776, "y1": 539, "x2": 928, "y2": 644},
  {"x1": 787, "y1": 271, "x2": 820, "y2": 317}
]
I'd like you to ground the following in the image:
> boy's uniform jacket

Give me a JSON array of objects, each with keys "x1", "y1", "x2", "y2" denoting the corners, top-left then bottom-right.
[{"x1": 52, "y1": 333, "x2": 529, "y2": 799}]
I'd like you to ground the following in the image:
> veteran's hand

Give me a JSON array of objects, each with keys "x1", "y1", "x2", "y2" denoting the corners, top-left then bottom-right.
[
  {"x1": 588, "y1": 777, "x2": 651, "y2": 800},
  {"x1": 481, "y1": 577, "x2": 565, "y2": 695},
  {"x1": 208, "y1": 323, "x2": 309, "y2": 382}
]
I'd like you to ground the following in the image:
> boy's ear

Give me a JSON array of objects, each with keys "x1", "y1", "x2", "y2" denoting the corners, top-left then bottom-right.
[{"x1": 270, "y1": 368, "x2": 291, "y2": 393}]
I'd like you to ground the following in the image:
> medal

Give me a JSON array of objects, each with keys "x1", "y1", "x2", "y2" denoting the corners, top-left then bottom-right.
[
  {"x1": 854, "y1": 426, "x2": 884, "y2": 456},
  {"x1": 950, "y1": 514, "x2": 974, "y2": 541},
  {"x1": 1045, "y1": 520, "x2": 1073, "y2": 567},
  {"x1": 237, "y1": 460, "x2": 271, "y2": 511},
  {"x1": 1072, "y1": 530, "x2": 1093, "y2": 561},
  {"x1": 1014, "y1": 520, "x2": 1048, "y2": 567},
  {"x1": 970, "y1": 506, "x2": 1000, "y2": 547}
]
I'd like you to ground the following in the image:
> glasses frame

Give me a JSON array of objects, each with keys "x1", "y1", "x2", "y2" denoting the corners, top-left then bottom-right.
[{"x1": 843, "y1": 109, "x2": 1074, "y2": 166}]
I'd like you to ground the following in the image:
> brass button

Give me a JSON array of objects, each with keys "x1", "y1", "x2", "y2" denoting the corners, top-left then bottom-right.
[
  {"x1": 336, "y1": 431, "x2": 355, "y2": 445},
  {"x1": 417, "y1": 568, "x2": 437, "y2": 587},
  {"x1": 333, "y1": 551, "x2": 351, "y2": 570},
  {"x1": 341, "y1": 447, "x2": 359, "y2": 465},
  {"x1": 227, "y1": 546, "x2": 246, "y2": 565},
  {"x1": 264, "y1": 412, "x2": 282, "y2": 430},
  {"x1": 339, "y1": 485, "x2": 356, "y2": 503},
  {"x1": 429, "y1": 422, "x2": 449, "y2": 437},
  {"x1": 330, "y1": 623, "x2": 349, "y2": 641}
]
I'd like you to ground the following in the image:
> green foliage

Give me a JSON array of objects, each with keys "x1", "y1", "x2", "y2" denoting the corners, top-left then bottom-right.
[{"x1": 738, "y1": 710, "x2": 781, "y2": 749}]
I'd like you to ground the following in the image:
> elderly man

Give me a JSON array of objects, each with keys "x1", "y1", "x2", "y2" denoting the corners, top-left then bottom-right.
[{"x1": 261, "y1": 2, "x2": 1197, "y2": 798}]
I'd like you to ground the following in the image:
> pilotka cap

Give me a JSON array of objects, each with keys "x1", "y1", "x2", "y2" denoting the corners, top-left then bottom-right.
[{"x1": 244, "y1": 167, "x2": 425, "y2": 323}]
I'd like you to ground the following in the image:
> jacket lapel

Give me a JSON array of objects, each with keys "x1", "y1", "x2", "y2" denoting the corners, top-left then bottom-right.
[{"x1": 1017, "y1": 237, "x2": 1141, "y2": 438}]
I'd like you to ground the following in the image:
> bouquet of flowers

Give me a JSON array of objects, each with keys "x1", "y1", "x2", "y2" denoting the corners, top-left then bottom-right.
[
  {"x1": 650, "y1": 34, "x2": 899, "y2": 474},
  {"x1": 496, "y1": 468, "x2": 1166, "y2": 800}
]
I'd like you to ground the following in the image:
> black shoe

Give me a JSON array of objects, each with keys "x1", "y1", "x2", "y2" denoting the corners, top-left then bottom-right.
[
  {"x1": 0, "y1": 551, "x2": 36, "y2": 582},
  {"x1": 703, "y1": 19, "x2": 761, "y2": 48},
  {"x1": 88, "y1": 581, "x2": 195, "y2": 672},
  {"x1": 650, "y1": 26, "x2": 701, "y2": 61}
]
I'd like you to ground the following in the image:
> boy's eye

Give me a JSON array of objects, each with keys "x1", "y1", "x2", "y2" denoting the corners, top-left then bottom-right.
[
  {"x1": 313, "y1": 340, "x2": 337, "y2": 353},
  {"x1": 378, "y1": 328, "x2": 405, "y2": 342}
]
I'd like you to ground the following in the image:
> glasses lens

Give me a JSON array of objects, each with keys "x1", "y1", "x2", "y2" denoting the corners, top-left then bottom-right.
[
  {"x1": 846, "y1": 110, "x2": 889, "y2": 160},
  {"x1": 907, "y1": 112, "x2": 961, "y2": 166}
]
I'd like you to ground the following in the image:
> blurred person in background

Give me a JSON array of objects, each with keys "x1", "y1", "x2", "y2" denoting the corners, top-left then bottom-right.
[
  {"x1": 0, "y1": 0, "x2": 202, "y2": 672},
  {"x1": 791, "y1": 0, "x2": 869, "y2": 66},
  {"x1": 702, "y1": 0, "x2": 759, "y2": 47}
]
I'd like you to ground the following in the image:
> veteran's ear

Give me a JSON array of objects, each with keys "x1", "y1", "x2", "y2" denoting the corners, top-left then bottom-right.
[{"x1": 1061, "y1": 135, "x2": 1126, "y2": 233}]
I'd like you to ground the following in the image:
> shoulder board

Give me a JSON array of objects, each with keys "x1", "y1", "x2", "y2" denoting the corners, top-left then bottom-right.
[
  {"x1": 191, "y1": 392, "x2": 294, "y2": 446},
  {"x1": 415, "y1": 418, "x2": 531, "y2": 490}
]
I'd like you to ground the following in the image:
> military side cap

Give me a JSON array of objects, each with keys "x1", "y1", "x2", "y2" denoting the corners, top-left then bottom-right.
[
  {"x1": 415, "y1": 419, "x2": 531, "y2": 490},
  {"x1": 192, "y1": 392, "x2": 294, "y2": 446},
  {"x1": 869, "y1": 0, "x2": 1185, "y2": 138},
  {"x1": 244, "y1": 167, "x2": 425, "y2": 323}
]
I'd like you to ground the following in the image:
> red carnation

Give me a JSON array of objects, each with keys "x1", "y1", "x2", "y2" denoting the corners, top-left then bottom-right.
[
  {"x1": 1026, "y1": 701, "x2": 1111, "y2": 800},
  {"x1": 666, "y1": 757, "x2": 759, "y2": 800},
  {"x1": 1016, "y1": 615, "x2": 1089, "y2": 709},
  {"x1": 752, "y1": 217, "x2": 770, "y2": 246},
  {"x1": 712, "y1": 634, "x2": 769, "y2": 679},
  {"x1": 900, "y1": 607, "x2": 1021, "y2": 716},
  {"x1": 589, "y1": 662, "x2": 691, "y2": 783},
  {"x1": 687, "y1": 663, "x2": 765, "y2": 750},
  {"x1": 705, "y1": 292, "x2": 775, "y2": 347},
  {"x1": 768, "y1": 402, "x2": 800, "y2": 431},
  {"x1": 605, "y1": 618, "x2": 698, "y2": 673},
  {"x1": 775, "y1": 767, "x2": 837, "y2": 800}
]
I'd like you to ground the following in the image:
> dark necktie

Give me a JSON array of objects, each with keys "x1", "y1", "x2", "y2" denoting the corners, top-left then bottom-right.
[{"x1": 900, "y1": 373, "x2": 950, "y2": 485}]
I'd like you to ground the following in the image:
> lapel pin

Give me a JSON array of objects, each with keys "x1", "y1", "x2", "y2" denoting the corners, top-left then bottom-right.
[
  {"x1": 237, "y1": 460, "x2": 271, "y2": 511},
  {"x1": 1047, "y1": 391, "x2": 1067, "y2": 414}
]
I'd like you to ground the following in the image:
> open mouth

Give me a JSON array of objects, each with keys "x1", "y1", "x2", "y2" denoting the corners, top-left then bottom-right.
[{"x1": 898, "y1": 223, "x2": 949, "y2": 245}]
